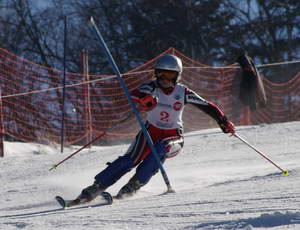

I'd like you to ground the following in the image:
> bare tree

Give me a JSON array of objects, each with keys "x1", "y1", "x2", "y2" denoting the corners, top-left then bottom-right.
[{"x1": 1, "y1": 0, "x2": 300, "y2": 81}]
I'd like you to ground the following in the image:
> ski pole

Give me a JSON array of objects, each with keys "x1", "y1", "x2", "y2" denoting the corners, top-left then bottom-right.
[
  {"x1": 89, "y1": 17, "x2": 174, "y2": 193},
  {"x1": 234, "y1": 133, "x2": 289, "y2": 176},
  {"x1": 50, "y1": 112, "x2": 133, "y2": 171},
  {"x1": 49, "y1": 132, "x2": 106, "y2": 171}
]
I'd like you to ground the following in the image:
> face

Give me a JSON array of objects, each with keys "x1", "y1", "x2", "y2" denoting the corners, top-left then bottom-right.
[{"x1": 156, "y1": 70, "x2": 177, "y2": 89}]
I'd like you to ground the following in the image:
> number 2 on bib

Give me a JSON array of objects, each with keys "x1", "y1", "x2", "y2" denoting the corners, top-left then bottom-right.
[{"x1": 160, "y1": 111, "x2": 170, "y2": 122}]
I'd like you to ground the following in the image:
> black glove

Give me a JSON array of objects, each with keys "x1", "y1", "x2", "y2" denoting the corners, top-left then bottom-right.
[{"x1": 218, "y1": 116, "x2": 235, "y2": 135}]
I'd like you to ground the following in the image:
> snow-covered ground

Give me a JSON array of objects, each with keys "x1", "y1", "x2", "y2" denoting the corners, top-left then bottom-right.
[{"x1": 1, "y1": 121, "x2": 300, "y2": 230}]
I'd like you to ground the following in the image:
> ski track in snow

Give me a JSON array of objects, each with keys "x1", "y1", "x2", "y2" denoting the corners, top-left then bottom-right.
[{"x1": 1, "y1": 121, "x2": 300, "y2": 229}]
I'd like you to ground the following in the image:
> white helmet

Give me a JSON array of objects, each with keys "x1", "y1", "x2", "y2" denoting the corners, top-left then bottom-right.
[{"x1": 155, "y1": 54, "x2": 183, "y2": 83}]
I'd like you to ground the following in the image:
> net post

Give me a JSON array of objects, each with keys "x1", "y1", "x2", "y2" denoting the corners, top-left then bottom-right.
[
  {"x1": 81, "y1": 49, "x2": 92, "y2": 147},
  {"x1": 0, "y1": 88, "x2": 4, "y2": 157},
  {"x1": 60, "y1": 15, "x2": 67, "y2": 153}
]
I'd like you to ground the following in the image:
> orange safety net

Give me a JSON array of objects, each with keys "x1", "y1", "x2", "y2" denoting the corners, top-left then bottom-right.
[{"x1": 0, "y1": 47, "x2": 300, "y2": 146}]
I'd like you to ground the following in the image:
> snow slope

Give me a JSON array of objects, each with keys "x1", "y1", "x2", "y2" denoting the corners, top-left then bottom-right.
[{"x1": 1, "y1": 121, "x2": 300, "y2": 230}]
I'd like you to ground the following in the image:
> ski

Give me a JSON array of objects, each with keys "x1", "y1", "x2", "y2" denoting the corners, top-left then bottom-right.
[{"x1": 55, "y1": 192, "x2": 113, "y2": 209}]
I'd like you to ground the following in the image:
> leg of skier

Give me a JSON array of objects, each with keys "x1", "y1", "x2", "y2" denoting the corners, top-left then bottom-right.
[
  {"x1": 75, "y1": 154, "x2": 134, "y2": 203},
  {"x1": 75, "y1": 128, "x2": 148, "y2": 203},
  {"x1": 116, "y1": 137, "x2": 184, "y2": 199}
]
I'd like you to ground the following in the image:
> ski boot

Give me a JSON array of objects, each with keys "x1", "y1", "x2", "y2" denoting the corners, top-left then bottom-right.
[
  {"x1": 115, "y1": 176, "x2": 142, "y2": 199},
  {"x1": 75, "y1": 182, "x2": 106, "y2": 204}
]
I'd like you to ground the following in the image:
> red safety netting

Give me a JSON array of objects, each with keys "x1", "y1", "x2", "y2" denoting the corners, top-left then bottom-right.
[{"x1": 0, "y1": 47, "x2": 300, "y2": 147}]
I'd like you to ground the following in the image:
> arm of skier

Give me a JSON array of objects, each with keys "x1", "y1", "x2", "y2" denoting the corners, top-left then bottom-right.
[
  {"x1": 185, "y1": 88, "x2": 235, "y2": 135},
  {"x1": 131, "y1": 81, "x2": 158, "y2": 112}
]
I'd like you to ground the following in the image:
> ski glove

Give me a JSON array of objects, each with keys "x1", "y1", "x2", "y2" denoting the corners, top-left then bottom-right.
[
  {"x1": 218, "y1": 116, "x2": 235, "y2": 135},
  {"x1": 136, "y1": 95, "x2": 158, "y2": 112}
]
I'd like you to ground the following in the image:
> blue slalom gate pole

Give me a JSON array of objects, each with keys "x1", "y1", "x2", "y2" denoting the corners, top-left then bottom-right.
[{"x1": 89, "y1": 17, "x2": 174, "y2": 192}]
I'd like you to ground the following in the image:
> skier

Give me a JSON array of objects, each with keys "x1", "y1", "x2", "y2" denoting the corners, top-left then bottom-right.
[{"x1": 72, "y1": 54, "x2": 235, "y2": 205}]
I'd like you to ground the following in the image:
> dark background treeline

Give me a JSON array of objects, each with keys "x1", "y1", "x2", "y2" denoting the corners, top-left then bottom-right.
[{"x1": 1, "y1": 0, "x2": 300, "y2": 82}]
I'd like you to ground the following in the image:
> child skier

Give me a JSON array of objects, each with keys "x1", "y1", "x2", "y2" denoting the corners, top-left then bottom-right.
[{"x1": 70, "y1": 54, "x2": 235, "y2": 205}]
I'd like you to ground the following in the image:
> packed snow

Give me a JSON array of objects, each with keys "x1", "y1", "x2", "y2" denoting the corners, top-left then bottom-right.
[{"x1": 1, "y1": 121, "x2": 300, "y2": 230}]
